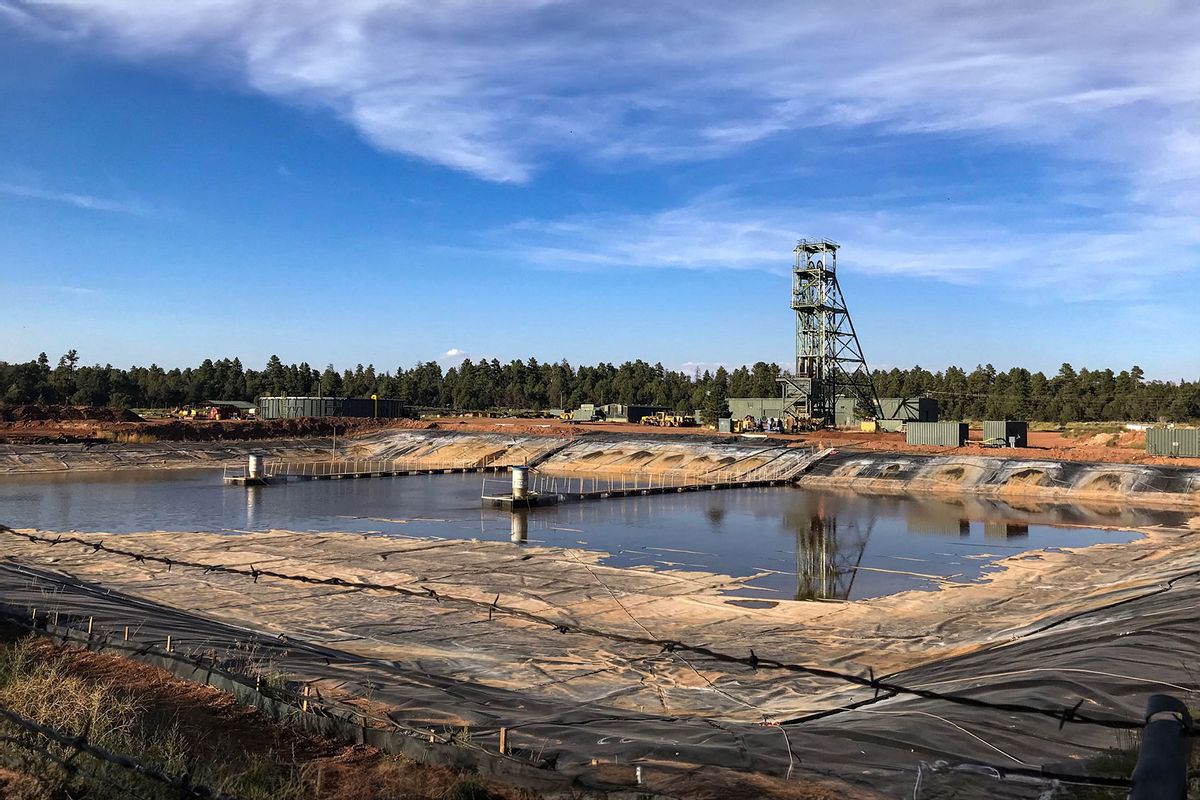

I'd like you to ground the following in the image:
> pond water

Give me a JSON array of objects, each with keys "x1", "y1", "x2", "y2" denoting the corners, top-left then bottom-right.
[{"x1": 0, "y1": 469, "x2": 1157, "y2": 600}]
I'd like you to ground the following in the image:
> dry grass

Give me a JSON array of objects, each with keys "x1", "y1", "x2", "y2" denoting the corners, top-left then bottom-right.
[
  {"x1": 0, "y1": 633, "x2": 527, "y2": 800},
  {"x1": 98, "y1": 430, "x2": 160, "y2": 444}
]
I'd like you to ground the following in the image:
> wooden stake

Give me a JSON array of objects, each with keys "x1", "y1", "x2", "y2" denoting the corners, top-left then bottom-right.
[
  {"x1": 499, "y1": 727, "x2": 508, "y2": 755},
  {"x1": 302, "y1": 684, "x2": 310, "y2": 713},
  {"x1": 165, "y1": 635, "x2": 172, "y2": 652},
  {"x1": 87, "y1": 617, "x2": 93, "y2": 635},
  {"x1": 123, "y1": 626, "x2": 129, "y2": 642},
  {"x1": 30, "y1": 608, "x2": 36, "y2": 621}
]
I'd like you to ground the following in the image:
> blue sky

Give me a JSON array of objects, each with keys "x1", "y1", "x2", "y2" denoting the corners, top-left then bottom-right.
[{"x1": 1, "y1": 1, "x2": 1198, "y2": 379}]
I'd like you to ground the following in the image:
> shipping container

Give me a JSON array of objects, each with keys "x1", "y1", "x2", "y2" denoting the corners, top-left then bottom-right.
[
  {"x1": 880, "y1": 397, "x2": 939, "y2": 423},
  {"x1": 728, "y1": 397, "x2": 790, "y2": 420},
  {"x1": 983, "y1": 420, "x2": 1028, "y2": 448},
  {"x1": 906, "y1": 421, "x2": 968, "y2": 447},
  {"x1": 257, "y1": 396, "x2": 406, "y2": 420},
  {"x1": 1146, "y1": 427, "x2": 1200, "y2": 457}
]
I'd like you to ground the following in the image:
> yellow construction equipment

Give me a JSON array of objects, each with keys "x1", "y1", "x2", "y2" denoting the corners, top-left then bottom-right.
[{"x1": 641, "y1": 411, "x2": 691, "y2": 427}]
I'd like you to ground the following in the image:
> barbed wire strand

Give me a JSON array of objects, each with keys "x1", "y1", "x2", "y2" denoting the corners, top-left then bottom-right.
[
  {"x1": 0, "y1": 703, "x2": 237, "y2": 800},
  {"x1": 0, "y1": 525, "x2": 1154, "y2": 733}
]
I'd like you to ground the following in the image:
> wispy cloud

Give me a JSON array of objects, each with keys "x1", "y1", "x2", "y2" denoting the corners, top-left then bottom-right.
[
  {"x1": 8, "y1": 0, "x2": 1199, "y2": 200},
  {"x1": 8, "y1": 1, "x2": 1200, "y2": 304},
  {"x1": 494, "y1": 195, "x2": 1200, "y2": 302},
  {"x1": 0, "y1": 182, "x2": 150, "y2": 216}
]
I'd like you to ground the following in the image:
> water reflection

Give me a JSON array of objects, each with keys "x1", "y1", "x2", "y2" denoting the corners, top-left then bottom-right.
[
  {"x1": 0, "y1": 470, "x2": 1159, "y2": 601},
  {"x1": 245, "y1": 486, "x2": 261, "y2": 530},
  {"x1": 510, "y1": 510, "x2": 529, "y2": 543},
  {"x1": 790, "y1": 514, "x2": 870, "y2": 601}
]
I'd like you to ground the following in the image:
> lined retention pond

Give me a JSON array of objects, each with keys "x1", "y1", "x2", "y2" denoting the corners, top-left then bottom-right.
[{"x1": 1, "y1": 469, "x2": 1164, "y2": 601}]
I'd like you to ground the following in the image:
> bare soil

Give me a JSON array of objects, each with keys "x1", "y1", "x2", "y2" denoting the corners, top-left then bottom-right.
[
  {"x1": 0, "y1": 416, "x2": 430, "y2": 445},
  {"x1": 3, "y1": 410, "x2": 1195, "y2": 468}
]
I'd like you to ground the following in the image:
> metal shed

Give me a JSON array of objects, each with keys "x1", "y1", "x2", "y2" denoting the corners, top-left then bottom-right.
[
  {"x1": 1146, "y1": 428, "x2": 1200, "y2": 458},
  {"x1": 881, "y1": 397, "x2": 939, "y2": 422},
  {"x1": 599, "y1": 404, "x2": 667, "y2": 423},
  {"x1": 257, "y1": 396, "x2": 406, "y2": 420},
  {"x1": 906, "y1": 421, "x2": 968, "y2": 447},
  {"x1": 728, "y1": 397, "x2": 790, "y2": 420},
  {"x1": 983, "y1": 420, "x2": 1028, "y2": 448}
]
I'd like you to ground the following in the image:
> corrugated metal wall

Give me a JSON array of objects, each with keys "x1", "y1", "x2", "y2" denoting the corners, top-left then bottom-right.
[
  {"x1": 1147, "y1": 428, "x2": 1200, "y2": 457},
  {"x1": 728, "y1": 397, "x2": 790, "y2": 419},
  {"x1": 257, "y1": 396, "x2": 406, "y2": 420},
  {"x1": 906, "y1": 421, "x2": 968, "y2": 447},
  {"x1": 834, "y1": 396, "x2": 858, "y2": 427},
  {"x1": 983, "y1": 420, "x2": 1028, "y2": 447}
]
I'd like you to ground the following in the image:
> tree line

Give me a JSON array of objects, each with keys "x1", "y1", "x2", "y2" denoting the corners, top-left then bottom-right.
[{"x1": 1, "y1": 351, "x2": 1197, "y2": 423}]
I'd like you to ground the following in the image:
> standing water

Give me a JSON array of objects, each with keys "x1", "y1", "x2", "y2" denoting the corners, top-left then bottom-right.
[{"x1": 0, "y1": 469, "x2": 1156, "y2": 600}]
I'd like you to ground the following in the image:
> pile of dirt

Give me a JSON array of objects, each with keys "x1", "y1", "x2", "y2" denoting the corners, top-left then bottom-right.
[
  {"x1": 1118, "y1": 429, "x2": 1147, "y2": 448},
  {"x1": 0, "y1": 415, "x2": 434, "y2": 445},
  {"x1": 0, "y1": 404, "x2": 143, "y2": 423},
  {"x1": 131, "y1": 417, "x2": 431, "y2": 442},
  {"x1": 425, "y1": 418, "x2": 579, "y2": 438}
]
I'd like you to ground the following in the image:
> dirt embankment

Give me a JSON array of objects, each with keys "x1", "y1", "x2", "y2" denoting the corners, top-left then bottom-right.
[
  {"x1": 0, "y1": 415, "x2": 432, "y2": 445},
  {"x1": 4, "y1": 407, "x2": 1193, "y2": 468},
  {"x1": 426, "y1": 418, "x2": 1200, "y2": 468},
  {"x1": 0, "y1": 404, "x2": 143, "y2": 423}
]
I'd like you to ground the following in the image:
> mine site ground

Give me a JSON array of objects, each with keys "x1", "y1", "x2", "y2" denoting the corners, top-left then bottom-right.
[
  {"x1": 2, "y1": 412, "x2": 1200, "y2": 799},
  {"x1": 2, "y1": 407, "x2": 1194, "y2": 468}
]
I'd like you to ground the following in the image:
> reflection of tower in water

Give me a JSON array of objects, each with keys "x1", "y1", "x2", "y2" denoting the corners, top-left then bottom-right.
[
  {"x1": 244, "y1": 486, "x2": 260, "y2": 530},
  {"x1": 793, "y1": 511, "x2": 872, "y2": 601}
]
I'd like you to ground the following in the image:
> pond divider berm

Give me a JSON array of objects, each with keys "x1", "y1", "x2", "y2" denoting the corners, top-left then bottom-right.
[
  {"x1": 481, "y1": 448, "x2": 834, "y2": 510},
  {"x1": 222, "y1": 448, "x2": 836, "y2": 511}
]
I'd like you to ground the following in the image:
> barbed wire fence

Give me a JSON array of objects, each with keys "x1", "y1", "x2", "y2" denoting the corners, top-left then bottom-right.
[
  {"x1": 0, "y1": 524, "x2": 1163, "y2": 733},
  {"x1": 3, "y1": 522, "x2": 1196, "y2": 796}
]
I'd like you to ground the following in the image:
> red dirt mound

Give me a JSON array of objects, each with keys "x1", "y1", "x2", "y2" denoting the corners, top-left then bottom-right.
[{"x1": 0, "y1": 404, "x2": 143, "y2": 423}]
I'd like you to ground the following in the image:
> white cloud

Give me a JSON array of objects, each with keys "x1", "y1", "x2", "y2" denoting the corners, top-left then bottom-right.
[
  {"x1": 442, "y1": 347, "x2": 465, "y2": 358},
  {"x1": 7, "y1": 0, "x2": 1198, "y2": 202},
  {"x1": 8, "y1": 1, "x2": 1200, "y2": 301},
  {"x1": 495, "y1": 196, "x2": 1200, "y2": 301},
  {"x1": 0, "y1": 181, "x2": 150, "y2": 215}
]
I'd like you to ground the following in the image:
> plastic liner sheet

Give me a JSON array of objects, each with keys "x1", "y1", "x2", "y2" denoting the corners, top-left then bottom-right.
[
  {"x1": 2, "y1": 560, "x2": 1196, "y2": 798},
  {"x1": 802, "y1": 450, "x2": 1200, "y2": 508}
]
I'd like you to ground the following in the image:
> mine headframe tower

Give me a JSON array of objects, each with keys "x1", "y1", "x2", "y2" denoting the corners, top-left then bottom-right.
[{"x1": 779, "y1": 239, "x2": 881, "y2": 427}]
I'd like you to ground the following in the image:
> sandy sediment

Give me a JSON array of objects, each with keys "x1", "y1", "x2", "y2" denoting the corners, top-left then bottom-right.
[{"x1": 4, "y1": 502, "x2": 1198, "y2": 724}]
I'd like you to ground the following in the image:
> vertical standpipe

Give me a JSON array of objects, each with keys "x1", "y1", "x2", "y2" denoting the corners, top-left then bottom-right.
[
  {"x1": 247, "y1": 454, "x2": 264, "y2": 479},
  {"x1": 511, "y1": 465, "x2": 529, "y2": 499}
]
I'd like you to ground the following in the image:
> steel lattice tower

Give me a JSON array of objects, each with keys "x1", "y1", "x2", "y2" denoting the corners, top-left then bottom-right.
[{"x1": 779, "y1": 239, "x2": 881, "y2": 426}]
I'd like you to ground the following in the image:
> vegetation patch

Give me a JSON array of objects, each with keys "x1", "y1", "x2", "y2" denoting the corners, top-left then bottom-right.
[{"x1": 0, "y1": 630, "x2": 530, "y2": 800}]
